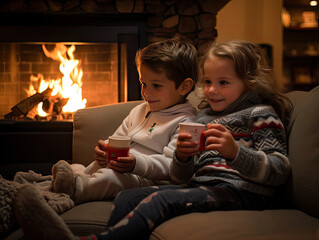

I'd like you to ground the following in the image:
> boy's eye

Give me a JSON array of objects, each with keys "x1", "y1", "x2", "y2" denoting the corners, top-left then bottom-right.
[{"x1": 153, "y1": 84, "x2": 162, "y2": 88}]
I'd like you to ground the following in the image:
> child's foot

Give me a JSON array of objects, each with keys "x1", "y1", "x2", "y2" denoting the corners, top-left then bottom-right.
[
  {"x1": 14, "y1": 185, "x2": 75, "y2": 240},
  {"x1": 0, "y1": 176, "x2": 21, "y2": 238},
  {"x1": 51, "y1": 160, "x2": 76, "y2": 200}
]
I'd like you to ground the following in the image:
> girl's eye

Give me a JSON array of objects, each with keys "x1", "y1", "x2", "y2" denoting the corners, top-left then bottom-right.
[
  {"x1": 204, "y1": 80, "x2": 211, "y2": 85},
  {"x1": 220, "y1": 80, "x2": 229, "y2": 85},
  {"x1": 153, "y1": 84, "x2": 162, "y2": 88}
]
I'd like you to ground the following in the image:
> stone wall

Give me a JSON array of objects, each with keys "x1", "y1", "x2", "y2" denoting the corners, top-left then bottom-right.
[{"x1": 0, "y1": 0, "x2": 230, "y2": 53}]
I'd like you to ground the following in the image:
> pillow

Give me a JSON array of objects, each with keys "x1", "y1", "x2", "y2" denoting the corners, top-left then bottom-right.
[{"x1": 285, "y1": 86, "x2": 319, "y2": 217}]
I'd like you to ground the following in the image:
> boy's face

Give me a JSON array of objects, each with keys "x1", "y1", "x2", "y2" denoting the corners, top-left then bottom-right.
[
  {"x1": 203, "y1": 55, "x2": 246, "y2": 112},
  {"x1": 138, "y1": 64, "x2": 186, "y2": 111}
]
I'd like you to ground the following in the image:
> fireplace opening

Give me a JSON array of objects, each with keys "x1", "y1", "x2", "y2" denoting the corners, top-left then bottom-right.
[{"x1": 1, "y1": 42, "x2": 127, "y2": 120}]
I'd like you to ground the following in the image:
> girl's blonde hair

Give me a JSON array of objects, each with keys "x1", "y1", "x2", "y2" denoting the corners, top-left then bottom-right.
[{"x1": 199, "y1": 40, "x2": 292, "y2": 124}]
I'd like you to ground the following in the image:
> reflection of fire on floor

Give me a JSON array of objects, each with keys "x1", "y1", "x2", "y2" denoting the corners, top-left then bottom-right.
[{"x1": 5, "y1": 44, "x2": 86, "y2": 121}]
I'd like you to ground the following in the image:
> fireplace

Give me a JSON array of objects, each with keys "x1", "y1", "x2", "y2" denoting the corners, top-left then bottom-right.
[
  {"x1": 0, "y1": 12, "x2": 146, "y2": 179},
  {"x1": 0, "y1": 13, "x2": 146, "y2": 119}
]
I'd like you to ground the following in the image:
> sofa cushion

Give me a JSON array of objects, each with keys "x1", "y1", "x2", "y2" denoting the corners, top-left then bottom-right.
[
  {"x1": 285, "y1": 86, "x2": 319, "y2": 217},
  {"x1": 150, "y1": 210, "x2": 319, "y2": 240},
  {"x1": 61, "y1": 201, "x2": 113, "y2": 236}
]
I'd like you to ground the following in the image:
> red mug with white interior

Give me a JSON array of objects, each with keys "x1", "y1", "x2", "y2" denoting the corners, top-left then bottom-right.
[{"x1": 107, "y1": 136, "x2": 130, "y2": 161}]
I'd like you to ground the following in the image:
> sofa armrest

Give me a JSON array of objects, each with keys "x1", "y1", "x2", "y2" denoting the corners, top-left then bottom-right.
[{"x1": 72, "y1": 101, "x2": 143, "y2": 166}]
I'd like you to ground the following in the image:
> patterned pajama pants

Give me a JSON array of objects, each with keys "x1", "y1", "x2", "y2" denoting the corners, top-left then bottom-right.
[{"x1": 78, "y1": 182, "x2": 272, "y2": 240}]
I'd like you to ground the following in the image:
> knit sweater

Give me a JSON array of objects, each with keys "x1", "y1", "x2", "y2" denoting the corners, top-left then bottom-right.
[{"x1": 170, "y1": 91, "x2": 291, "y2": 196}]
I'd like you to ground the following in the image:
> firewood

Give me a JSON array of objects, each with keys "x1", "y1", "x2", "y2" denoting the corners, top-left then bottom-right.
[
  {"x1": 10, "y1": 88, "x2": 53, "y2": 117},
  {"x1": 53, "y1": 98, "x2": 69, "y2": 114}
]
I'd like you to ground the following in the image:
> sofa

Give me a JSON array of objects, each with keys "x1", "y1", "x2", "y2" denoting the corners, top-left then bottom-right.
[{"x1": 6, "y1": 87, "x2": 319, "y2": 240}]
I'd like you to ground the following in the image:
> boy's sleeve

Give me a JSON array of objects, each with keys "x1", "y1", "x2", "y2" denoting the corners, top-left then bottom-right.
[
  {"x1": 107, "y1": 105, "x2": 136, "y2": 140},
  {"x1": 227, "y1": 106, "x2": 291, "y2": 187}
]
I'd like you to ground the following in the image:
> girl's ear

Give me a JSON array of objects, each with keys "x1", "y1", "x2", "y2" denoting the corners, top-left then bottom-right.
[{"x1": 179, "y1": 78, "x2": 194, "y2": 96}]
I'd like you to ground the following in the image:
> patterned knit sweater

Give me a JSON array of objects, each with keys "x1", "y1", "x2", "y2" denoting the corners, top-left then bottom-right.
[{"x1": 170, "y1": 91, "x2": 291, "y2": 196}]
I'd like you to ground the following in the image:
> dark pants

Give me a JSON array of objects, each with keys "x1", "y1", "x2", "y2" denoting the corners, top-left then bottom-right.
[{"x1": 81, "y1": 182, "x2": 272, "y2": 240}]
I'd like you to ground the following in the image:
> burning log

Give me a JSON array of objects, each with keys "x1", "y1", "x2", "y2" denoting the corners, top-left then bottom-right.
[
  {"x1": 6, "y1": 88, "x2": 52, "y2": 119},
  {"x1": 42, "y1": 96, "x2": 69, "y2": 115},
  {"x1": 53, "y1": 98, "x2": 69, "y2": 114}
]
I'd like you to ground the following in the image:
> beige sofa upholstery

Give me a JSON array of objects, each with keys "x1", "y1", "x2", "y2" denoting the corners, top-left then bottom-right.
[{"x1": 6, "y1": 88, "x2": 319, "y2": 239}]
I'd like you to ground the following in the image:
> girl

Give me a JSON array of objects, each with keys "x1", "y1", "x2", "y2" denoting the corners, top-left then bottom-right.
[{"x1": 13, "y1": 40, "x2": 292, "y2": 240}]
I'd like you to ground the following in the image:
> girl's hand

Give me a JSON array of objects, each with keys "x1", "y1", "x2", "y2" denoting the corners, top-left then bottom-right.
[
  {"x1": 205, "y1": 123, "x2": 238, "y2": 160},
  {"x1": 108, "y1": 154, "x2": 136, "y2": 173},
  {"x1": 94, "y1": 140, "x2": 108, "y2": 166},
  {"x1": 176, "y1": 132, "x2": 200, "y2": 162}
]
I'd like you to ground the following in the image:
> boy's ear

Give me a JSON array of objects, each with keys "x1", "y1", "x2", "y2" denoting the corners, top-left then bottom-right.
[{"x1": 179, "y1": 78, "x2": 194, "y2": 96}]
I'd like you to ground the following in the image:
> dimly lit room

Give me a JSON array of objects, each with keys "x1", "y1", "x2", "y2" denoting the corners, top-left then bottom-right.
[{"x1": 0, "y1": 0, "x2": 318, "y2": 239}]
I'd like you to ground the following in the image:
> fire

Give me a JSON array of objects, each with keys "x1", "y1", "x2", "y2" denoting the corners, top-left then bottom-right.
[{"x1": 27, "y1": 43, "x2": 87, "y2": 117}]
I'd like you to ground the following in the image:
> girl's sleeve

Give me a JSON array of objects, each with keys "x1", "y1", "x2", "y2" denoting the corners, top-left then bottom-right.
[
  {"x1": 227, "y1": 106, "x2": 291, "y2": 186},
  {"x1": 169, "y1": 153, "x2": 195, "y2": 184}
]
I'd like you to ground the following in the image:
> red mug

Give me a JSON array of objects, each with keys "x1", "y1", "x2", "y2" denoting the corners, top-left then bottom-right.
[
  {"x1": 107, "y1": 136, "x2": 130, "y2": 161},
  {"x1": 199, "y1": 131, "x2": 206, "y2": 151},
  {"x1": 179, "y1": 123, "x2": 206, "y2": 151}
]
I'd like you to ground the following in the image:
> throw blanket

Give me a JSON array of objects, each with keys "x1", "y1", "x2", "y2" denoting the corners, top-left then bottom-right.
[
  {"x1": 0, "y1": 171, "x2": 74, "y2": 238},
  {"x1": 13, "y1": 170, "x2": 74, "y2": 213}
]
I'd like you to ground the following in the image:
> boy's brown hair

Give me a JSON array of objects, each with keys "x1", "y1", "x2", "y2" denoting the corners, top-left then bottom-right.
[{"x1": 135, "y1": 37, "x2": 198, "y2": 94}]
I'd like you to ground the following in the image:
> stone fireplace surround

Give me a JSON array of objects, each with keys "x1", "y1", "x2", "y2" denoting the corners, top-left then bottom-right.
[
  {"x1": 0, "y1": 0, "x2": 229, "y2": 48},
  {"x1": 0, "y1": 0, "x2": 230, "y2": 179},
  {"x1": 0, "y1": 0, "x2": 230, "y2": 116}
]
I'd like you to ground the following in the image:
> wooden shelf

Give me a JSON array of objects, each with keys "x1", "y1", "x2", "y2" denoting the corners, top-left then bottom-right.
[
  {"x1": 284, "y1": 27, "x2": 319, "y2": 41},
  {"x1": 283, "y1": 1, "x2": 319, "y2": 90},
  {"x1": 284, "y1": 55, "x2": 319, "y2": 61},
  {"x1": 284, "y1": 26, "x2": 319, "y2": 31}
]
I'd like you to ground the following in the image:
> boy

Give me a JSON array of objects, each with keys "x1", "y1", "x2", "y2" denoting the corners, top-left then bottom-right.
[{"x1": 51, "y1": 37, "x2": 198, "y2": 204}]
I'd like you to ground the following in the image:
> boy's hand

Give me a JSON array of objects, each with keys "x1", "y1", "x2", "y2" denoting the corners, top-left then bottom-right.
[
  {"x1": 176, "y1": 132, "x2": 200, "y2": 162},
  {"x1": 108, "y1": 154, "x2": 136, "y2": 173},
  {"x1": 94, "y1": 140, "x2": 108, "y2": 166},
  {"x1": 205, "y1": 123, "x2": 238, "y2": 160}
]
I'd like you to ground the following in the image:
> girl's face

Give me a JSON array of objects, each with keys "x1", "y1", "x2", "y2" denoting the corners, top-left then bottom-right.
[{"x1": 203, "y1": 55, "x2": 247, "y2": 112}]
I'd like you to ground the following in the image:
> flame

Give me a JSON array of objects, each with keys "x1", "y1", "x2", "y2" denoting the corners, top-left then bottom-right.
[{"x1": 27, "y1": 44, "x2": 87, "y2": 117}]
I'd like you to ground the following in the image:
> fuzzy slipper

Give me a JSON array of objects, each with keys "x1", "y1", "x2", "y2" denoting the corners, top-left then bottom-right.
[
  {"x1": 14, "y1": 185, "x2": 75, "y2": 240},
  {"x1": 51, "y1": 160, "x2": 76, "y2": 200},
  {"x1": 0, "y1": 176, "x2": 22, "y2": 238}
]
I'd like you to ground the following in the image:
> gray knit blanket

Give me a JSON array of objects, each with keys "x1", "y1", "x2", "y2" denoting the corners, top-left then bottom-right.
[{"x1": 0, "y1": 171, "x2": 74, "y2": 238}]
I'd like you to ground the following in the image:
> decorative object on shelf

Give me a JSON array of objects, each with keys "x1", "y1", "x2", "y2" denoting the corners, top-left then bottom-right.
[
  {"x1": 294, "y1": 66, "x2": 313, "y2": 84},
  {"x1": 304, "y1": 44, "x2": 318, "y2": 56},
  {"x1": 282, "y1": 8, "x2": 291, "y2": 27},
  {"x1": 301, "y1": 11, "x2": 318, "y2": 27}
]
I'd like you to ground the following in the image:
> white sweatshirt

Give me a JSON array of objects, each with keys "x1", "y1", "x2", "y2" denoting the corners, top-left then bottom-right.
[{"x1": 110, "y1": 101, "x2": 196, "y2": 180}]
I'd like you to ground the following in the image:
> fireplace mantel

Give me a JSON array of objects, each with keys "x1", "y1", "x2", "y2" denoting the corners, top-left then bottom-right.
[{"x1": 0, "y1": 12, "x2": 148, "y2": 43}]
